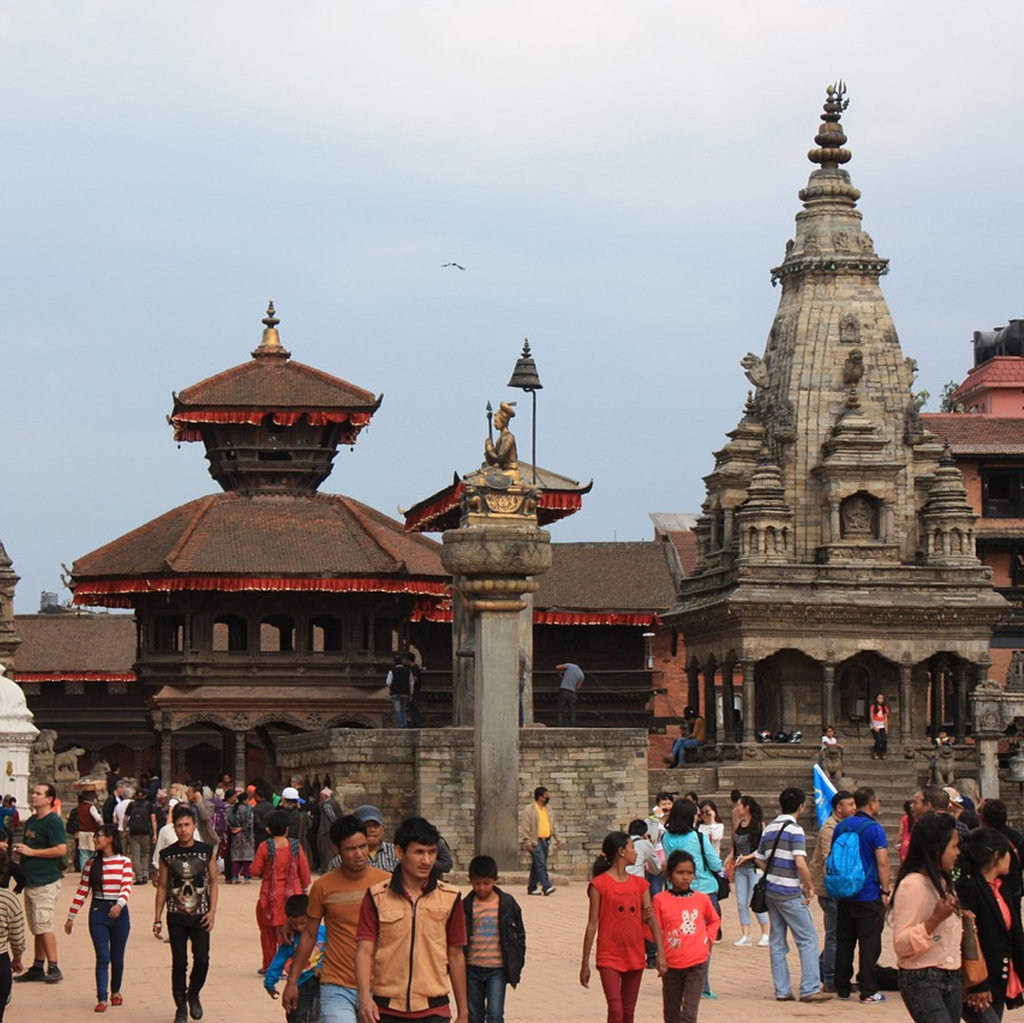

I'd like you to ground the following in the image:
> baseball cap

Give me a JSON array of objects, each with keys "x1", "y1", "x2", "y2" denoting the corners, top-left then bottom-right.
[
  {"x1": 281, "y1": 786, "x2": 305, "y2": 804},
  {"x1": 353, "y1": 804, "x2": 384, "y2": 824}
]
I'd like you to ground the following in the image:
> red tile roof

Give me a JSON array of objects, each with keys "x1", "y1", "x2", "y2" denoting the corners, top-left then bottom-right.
[
  {"x1": 953, "y1": 357, "x2": 1024, "y2": 398},
  {"x1": 534, "y1": 542, "x2": 678, "y2": 615},
  {"x1": 70, "y1": 493, "x2": 445, "y2": 601},
  {"x1": 13, "y1": 613, "x2": 136, "y2": 674},
  {"x1": 174, "y1": 355, "x2": 379, "y2": 411},
  {"x1": 921, "y1": 414, "x2": 1024, "y2": 455}
]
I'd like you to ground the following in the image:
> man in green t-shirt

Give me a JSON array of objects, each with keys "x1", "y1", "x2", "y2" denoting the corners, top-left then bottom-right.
[{"x1": 12, "y1": 783, "x2": 67, "y2": 983}]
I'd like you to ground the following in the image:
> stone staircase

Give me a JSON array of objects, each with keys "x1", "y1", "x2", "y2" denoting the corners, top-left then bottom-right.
[{"x1": 647, "y1": 735, "x2": 998, "y2": 848}]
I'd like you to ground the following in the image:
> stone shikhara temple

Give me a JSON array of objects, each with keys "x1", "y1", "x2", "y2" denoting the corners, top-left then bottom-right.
[{"x1": 662, "y1": 85, "x2": 1008, "y2": 747}]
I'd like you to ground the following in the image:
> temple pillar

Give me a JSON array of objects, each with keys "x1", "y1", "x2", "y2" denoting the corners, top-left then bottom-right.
[
  {"x1": 451, "y1": 589, "x2": 474, "y2": 726},
  {"x1": 741, "y1": 660, "x2": 756, "y2": 737},
  {"x1": 977, "y1": 735, "x2": 1001, "y2": 799},
  {"x1": 899, "y1": 662, "x2": 913, "y2": 744},
  {"x1": 955, "y1": 661, "x2": 968, "y2": 744},
  {"x1": 722, "y1": 663, "x2": 736, "y2": 742},
  {"x1": 160, "y1": 715, "x2": 173, "y2": 790},
  {"x1": 686, "y1": 663, "x2": 700, "y2": 713},
  {"x1": 518, "y1": 593, "x2": 534, "y2": 726},
  {"x1": 822, "y1": 663, "x2": 836, "y2": 730},
  {"x1": 441, "y1": 469, "x2": 551, "y2": 870},
  {"x1": 703, "y1": 663, "x2": 718, "y2": 744},
  {"x1": 234, "y1": 730, "x2": 247, "y2": 787}
]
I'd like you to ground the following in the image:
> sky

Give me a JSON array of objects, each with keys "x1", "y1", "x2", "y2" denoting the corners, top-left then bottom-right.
[{"x1": 2, "y1": 2, "x2": 1024, "y2": 612}]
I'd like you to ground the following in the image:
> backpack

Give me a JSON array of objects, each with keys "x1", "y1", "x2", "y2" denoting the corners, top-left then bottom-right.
[
  {"x1": 127, "y1": 800, "x2": 152, "y2": 836},
  {"x1": 824, "y1": 817, "x2": 873, "y2": 898}
]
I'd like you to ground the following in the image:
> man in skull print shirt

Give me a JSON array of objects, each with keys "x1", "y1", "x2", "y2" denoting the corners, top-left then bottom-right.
[{"x1": 155, "y1": 804, "x2": 218, "y2": 1023}]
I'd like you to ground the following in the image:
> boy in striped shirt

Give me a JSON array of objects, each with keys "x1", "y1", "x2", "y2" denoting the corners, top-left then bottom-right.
[{"x1": 755, "y1": 787, "x2": 831, "y2": 1004}]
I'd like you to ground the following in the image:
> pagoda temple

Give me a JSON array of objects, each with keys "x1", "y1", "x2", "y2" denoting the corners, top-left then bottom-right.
[
  {"x1": 663, "y1": 85, "x2": 1007, "y2": 746},
  {"x1": 67, "y1": 306, "x2": 451, "y2": 783}
]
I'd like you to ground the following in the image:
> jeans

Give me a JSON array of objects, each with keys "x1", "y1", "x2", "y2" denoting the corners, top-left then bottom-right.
[
  {"x1": 817, "y1": 895, "x2": 837, "y2": 985},
  {"x1": 766, "y1": 892, "x2": 821, "y2": 999},
  {"x1": 667, "y1": 738, "x2": 701, "y2": 765},
  {"x1": 662, "y1": 964, "x2": 705, "y2": 1023},
  {"x1": 736, "y1": 866, "x2": 769, "y2": 928},
  {"x1": 872, "y1": 727, "x2": 887, "y2": 756},
  {"x1": 898, "y1": 966, "x2": 961, "y2": 1023},
  {"x1": 391, "y1": 695, "x2": 409, "y2": 728},
  {"x1": 89, "y1": 901, "x2": 130, "y2": 1001},
  {"x1": 527, "y1": 838, "x2": 550, "y2": 893},
  {"x1": 78, "y1": 845, "x2": 92, "y2": 872},
  {"x1": 703, "y1": 892, "x2": 719, "y2": 993},
  {"x1": 285, "y1": 977, "x2": 321, "y2": 1023},
  {"x1": 0, "y1": 953, "x2": 9, "y2": 1023},
  {"x1": 467, "y1": 964, "x2": 507, "y2": 1023},
  {"x1": 597, "y1": 966, "x2": 643, "y2": 1023},
  {"x1": 320, "y1": 983, "x2": 359, "y2": 1023},
  {"x1": 167, "y1": 915, "x2": 210, "y2": 1008},
  {"x1": 557, "y1": 688, "x2": 577, "y2": 726},
  {"x1": 835, "y1": 898, "x2": 884, "y2": 998}
]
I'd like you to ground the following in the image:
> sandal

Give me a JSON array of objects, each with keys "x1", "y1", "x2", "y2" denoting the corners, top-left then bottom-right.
[
  {"x1": 111, "y1": 994, "x2": 123, "y2": 1006},
  {"x1": 95, "y1": 1003, "x2": 108, "y2": 1013}
]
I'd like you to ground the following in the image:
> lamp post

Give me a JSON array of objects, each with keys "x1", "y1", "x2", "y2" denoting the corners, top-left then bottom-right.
[{"x1": 507, "y1": 339, "x2": 542, "y2": 484}]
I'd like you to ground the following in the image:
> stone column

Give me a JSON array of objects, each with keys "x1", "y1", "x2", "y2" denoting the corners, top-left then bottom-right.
[
  {"x1": 969, "y1": 681, "x2": 1008, "y2": 800},
  {"x1": 703, "y1": 663, "x2": 718, "y2": 745},
  {"x1": 234, "y1": 729, "x2": 247, "y2": 787},
  {"x1": 899, "y1": 662, "x2": 914, "y2": 744},
  {"x1": 518, "y1": 593, "x2": 534, "y2": 726},
  {"x1": 451, "y1": 589, "x2": 474, "y2": 726},
  {"x1": 722, "y1": 663, "x2": 736, "y2": 743},
  {"x1": 741, "y1": 660, "x2": 756, "y2": 737},
  {"x1": 976, "y1": 735, "x2": 1001, "y2": 799},
  {"x1": 954, "y1": 661, "x2": 968, "y2": 745},
  {"x1": 822, "y1": 663, "x2": 836, "y2": 731},
  {"x1": 686, "y1": 663, "x2": 700, "y2": 713},
  {"x1": 159, "y1": 714, "x2": 173, "y2": 790},
  {"x1": 442, "y1": 479, "x2": 551, "y2": 870}
]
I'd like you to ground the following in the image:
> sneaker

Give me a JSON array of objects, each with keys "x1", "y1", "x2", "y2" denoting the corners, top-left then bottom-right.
[
  {"x1": 701, "y1": 991, "x2": 717, "y2": 999},
  {"x1": 527, "y1": 890, "x2": 543, "y2": 896},
  {"x1": 860, "y1": 993, "x2": 887, "y2": 1004},
  {"x1": 800, "y1": 992, "x2": 834, "y2": 1003},
  {"x1": 775, "y1": 995, "x2": 795, "y2": 1002},
  {"x1": 734, "y1": 935, "x2": 753, "y2": 947},
  {"x1": 14, "y1": 965, "x2": 46, "y2": 983},
  {"x1": 543, "y1": 887, "x2": 556, "y2": 896},
  {"x1": 45, "y1": 966, "x2": 63, "y2": 984},
  {"x1": 757, "y1": 933, "x2": 770, "y2": 947}
]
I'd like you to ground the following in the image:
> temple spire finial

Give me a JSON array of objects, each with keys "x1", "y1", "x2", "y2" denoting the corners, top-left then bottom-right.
[
  {"x1": 808, "y1": 81, "x2": 852, "y2": 170},
  {"x1": 253, "y1": 299, "x2": 290, "y2": 359}
]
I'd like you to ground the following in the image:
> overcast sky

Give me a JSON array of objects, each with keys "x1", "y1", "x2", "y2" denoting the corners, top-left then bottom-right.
[{"x1": 3, "y1": 3, "x2": 1023, "y2": 612}]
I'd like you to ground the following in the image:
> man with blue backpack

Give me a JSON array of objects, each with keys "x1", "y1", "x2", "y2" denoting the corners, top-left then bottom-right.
[{"x1": 825, "y1": 786, "x2": 891, "y2": 1004}]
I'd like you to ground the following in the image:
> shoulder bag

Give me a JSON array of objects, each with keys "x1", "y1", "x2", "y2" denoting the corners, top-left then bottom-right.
[
  {"x1": 750, "y1": 822, "x2": 789, "y2": 915},
  {"x1": 961, "y1": 907, "x2": 988, "y2": 988},
  {"x1": 697, "y1": 831, "x2": 730, "y2": 901}
]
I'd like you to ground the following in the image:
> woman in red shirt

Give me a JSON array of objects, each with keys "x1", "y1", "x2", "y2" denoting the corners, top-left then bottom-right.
[
  {"x1": 870, "y1": 693, "x2": 890, "y2": 760},
  {"x1": 581, "y1": 831, "x2": 665, "y2": 1023}
]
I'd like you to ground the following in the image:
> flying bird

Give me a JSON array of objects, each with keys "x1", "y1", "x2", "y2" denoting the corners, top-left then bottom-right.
[{"x1": 441, "y1": 262, "x2": 465, "y2": 270}]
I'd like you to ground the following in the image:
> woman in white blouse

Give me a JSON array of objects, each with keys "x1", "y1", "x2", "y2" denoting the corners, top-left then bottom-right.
[{"x1": 891, "y1": 812, "x2": 962, "y2": 1022}]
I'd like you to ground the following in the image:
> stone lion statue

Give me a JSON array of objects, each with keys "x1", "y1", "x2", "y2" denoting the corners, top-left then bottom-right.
[
  {"x1": 820, "y1": 745, "x2": 844, "y2": 787},
  {"x1": 31, "y1": 729, "x2": 57, "y2": 756},
  {"x1": 54, "y1": 746, "x2": 85, "y2": 777},
  {"x1": 740, "y1": 353, "x2": 770, "y2": 389},
  {"x1": 930, "y1": 745, "x2": 956, "y2": 787}
]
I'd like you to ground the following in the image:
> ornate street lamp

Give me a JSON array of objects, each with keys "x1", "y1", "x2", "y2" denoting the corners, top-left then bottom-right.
[{"x1": 507, "y1": 339, "x2": 542, "y2": 484}]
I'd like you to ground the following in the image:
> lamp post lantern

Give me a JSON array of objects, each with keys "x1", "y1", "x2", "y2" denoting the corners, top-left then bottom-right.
[{"x1": 507, "y1": 339, "x2": 542, "y2": 484}]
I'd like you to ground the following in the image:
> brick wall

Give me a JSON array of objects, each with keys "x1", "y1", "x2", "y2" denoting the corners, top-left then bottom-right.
[{"x1": 276, "y1": 727, "x2": 649, "y2": 878}]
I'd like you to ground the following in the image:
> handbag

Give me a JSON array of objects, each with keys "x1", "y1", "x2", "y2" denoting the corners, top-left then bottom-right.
[
  {"x1": 697, "y1": 831, "x2": 730, "y2": 901},
  {"x1": 750, "y1": 822, "x2": 789, "y2": 915},
  {"x1": 961, "y1": 908, "x2": 989, "y2": 988}
]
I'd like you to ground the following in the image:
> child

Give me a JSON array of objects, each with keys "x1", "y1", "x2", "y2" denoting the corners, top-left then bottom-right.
[
  {"x1": 264, "y1": 894, "x2": 326, "y2": 1023},
  {"x1": 462, "y1": 854, "x2": 526, "y2": 1023},
  {"x1": 654, "y1": 851, "x2": 720, "y2": 1023},
  {"x1": 820, "y1": 725, "x2": 841, "y2": 749},
  {"x1": 581, "y1": 831, "x2": 666, "y2": 1023}
]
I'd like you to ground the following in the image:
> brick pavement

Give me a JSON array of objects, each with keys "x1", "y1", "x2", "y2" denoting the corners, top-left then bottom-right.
[{"x1": 11, "y1": 877, "x2": 909, "y2": 1021}]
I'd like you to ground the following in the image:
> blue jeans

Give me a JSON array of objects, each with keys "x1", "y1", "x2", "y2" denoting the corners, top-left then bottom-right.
[
  {"x1": 703, "y1": 892, "x2": 719, "y2": 993},
  {"x1": 88, "y1": 901, "x2": 130, "y2": 1002},
  {"x1": 668, "y1": 738, "x2": 702, "y2": 764},
  {"x1": 467, "y1": 965, "x2": 507, "y2": 1023},
  {"x1": 391, "y1": 695, "x2": 409, "y2": 728},
  {"x1": 817, "y1": 895, "x2": 837, "y2": 986},
  {"x1": 735, "y1": 866, "x2": 769, "y2": 928},
  {"x1": 766, "y1": 892, "x2": 821, "y2": 999},
  {"x1": 527, "y1": 838, "x2": 550, "y2": 893},
  {"x1": 898, "y1": 967, "x2": 961, "y2": 1023},
  {"x1": 320, "y1": 983, "x2": 359, "y2": 1023}
]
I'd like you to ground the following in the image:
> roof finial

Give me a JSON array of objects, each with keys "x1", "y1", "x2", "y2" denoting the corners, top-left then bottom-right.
[
  {"x1": 808, "y1": 81, "x2": 852, "y2": 169},
  {"x1": 253, "y1": 299, "x2": 290, "y2": 359}
]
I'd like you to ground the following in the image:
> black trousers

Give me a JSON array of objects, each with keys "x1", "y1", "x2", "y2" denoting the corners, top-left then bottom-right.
[
  {"x1": 835, "y1": 898, "x2": 884, "y2": 998},
  {"x1": 557, "y1": 688, "x2": 577, "y2": 726},
  {"x1": 168, "y1": 915, "x2": 210, "y2": 1008},
  {"x1": 0, "y1": 952, "x2": 10, "y2": 1023}
]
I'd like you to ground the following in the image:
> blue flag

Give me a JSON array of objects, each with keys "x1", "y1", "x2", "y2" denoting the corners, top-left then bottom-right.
[{"x1": 813, "y1": 761, "x2": 837, "y2": 829}]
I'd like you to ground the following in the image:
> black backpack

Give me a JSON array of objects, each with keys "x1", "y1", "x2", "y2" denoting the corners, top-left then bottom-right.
[{"x1": 127, "y1": 800, "x2": 152, "y2": 836}]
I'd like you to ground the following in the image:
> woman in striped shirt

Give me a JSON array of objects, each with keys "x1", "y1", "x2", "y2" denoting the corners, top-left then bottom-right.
[{"x1": 65, "y1": 824, "x2": 133, "y2": 1012}]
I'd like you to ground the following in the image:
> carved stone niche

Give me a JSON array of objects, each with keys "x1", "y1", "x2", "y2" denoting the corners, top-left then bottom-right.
[
  {"x1": 839, "y1": 314, "x2": 860, "y2": 345},
  {"x1": 840, "y1": 492, "x2": 879, "y2": 540}
]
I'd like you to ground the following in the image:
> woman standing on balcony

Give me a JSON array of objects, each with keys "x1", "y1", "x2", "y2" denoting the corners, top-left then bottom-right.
[{"x1": 869, "y1": 693, "x2": 890, "y2": 760}]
